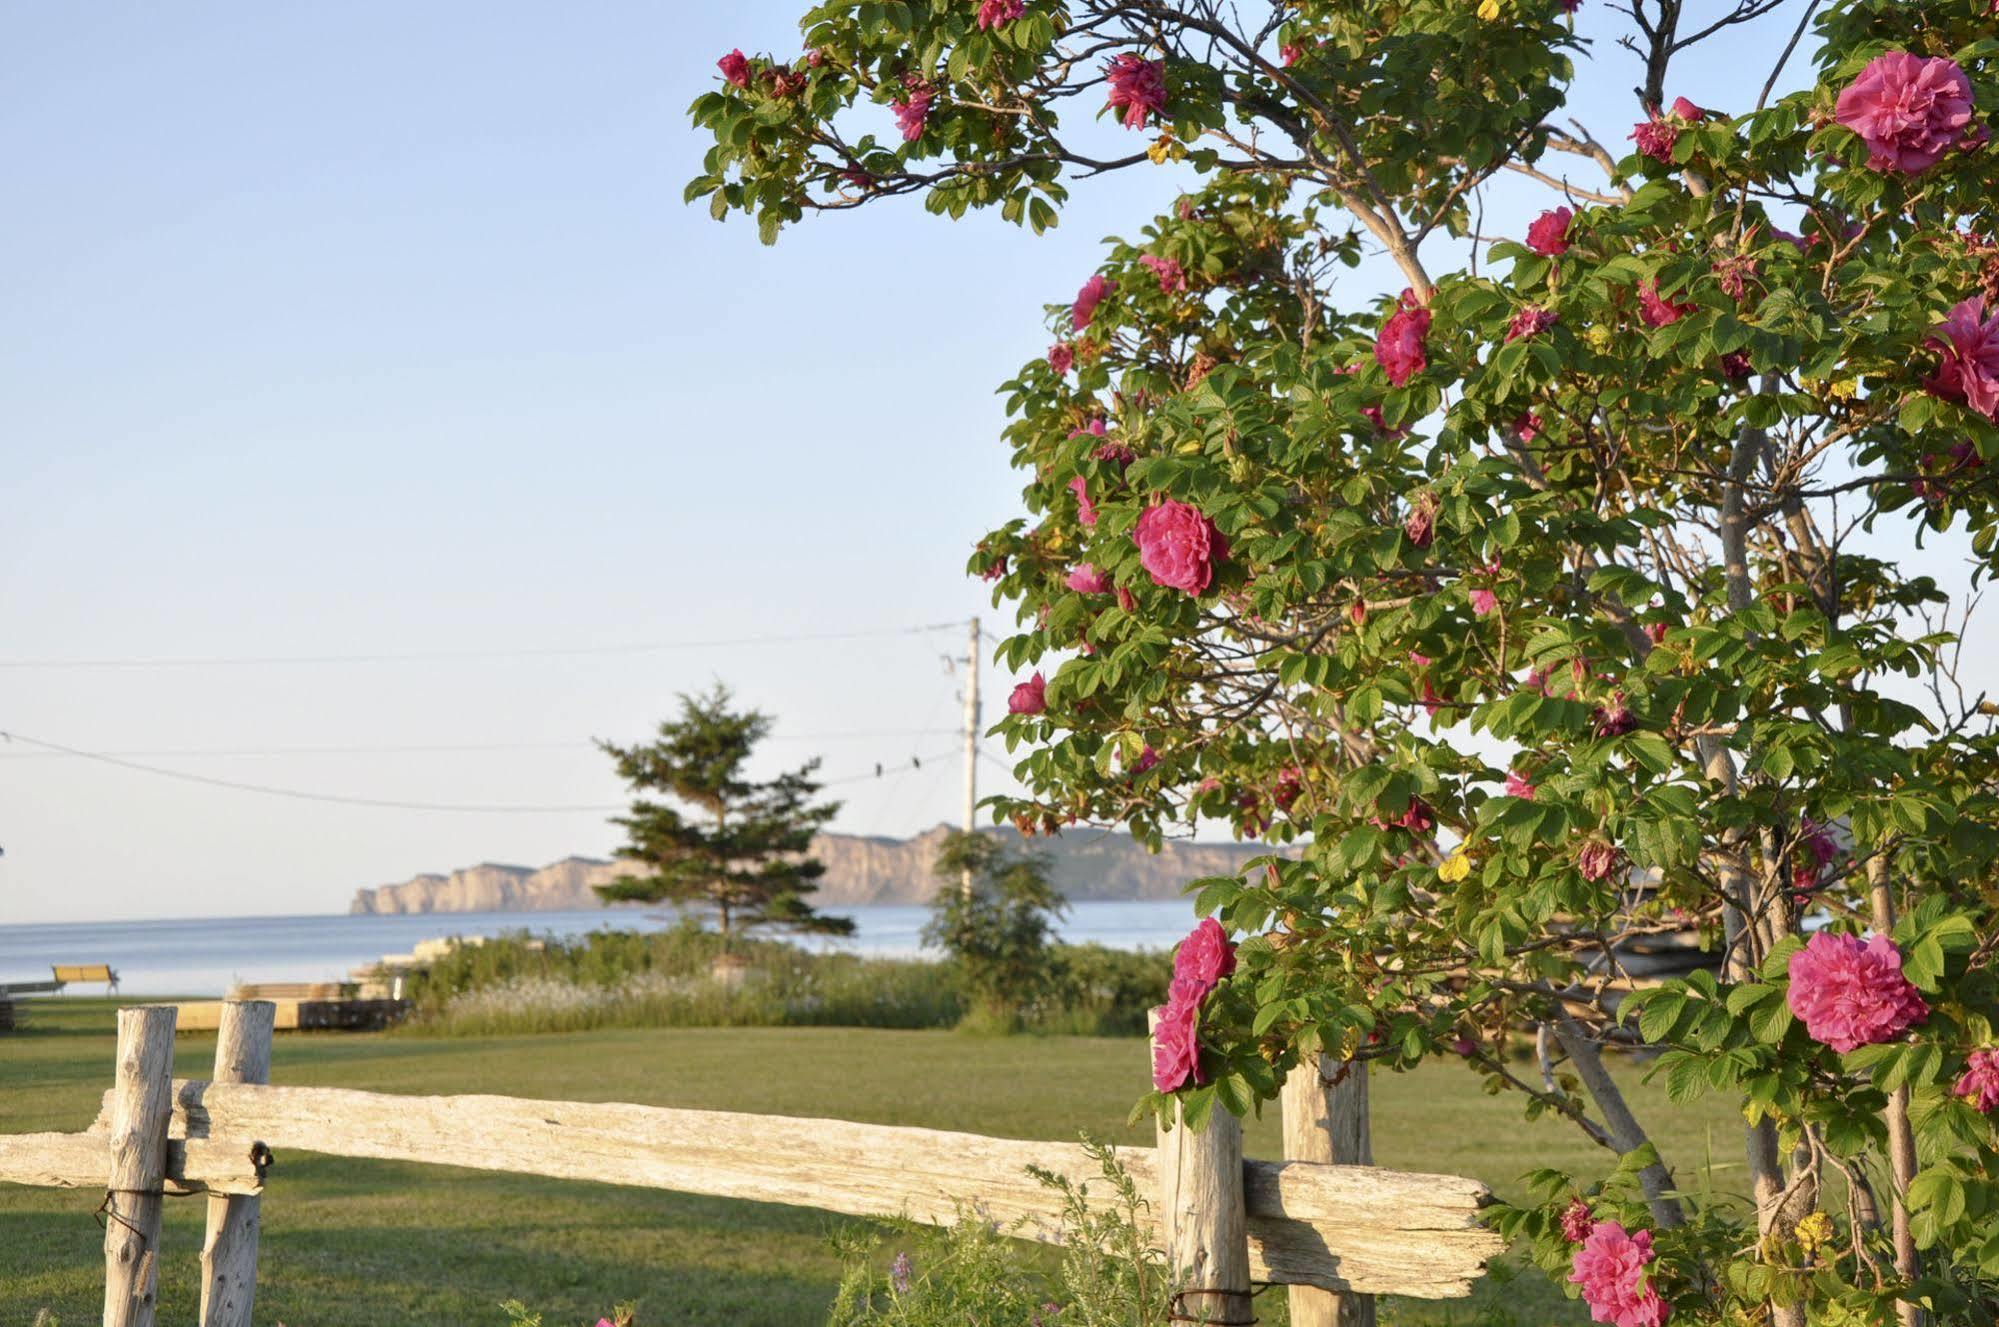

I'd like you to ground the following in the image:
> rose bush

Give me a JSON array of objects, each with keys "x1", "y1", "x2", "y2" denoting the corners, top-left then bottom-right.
[{"x1": 690, "y1": 1, "x2": 1999, "y2": 1322}]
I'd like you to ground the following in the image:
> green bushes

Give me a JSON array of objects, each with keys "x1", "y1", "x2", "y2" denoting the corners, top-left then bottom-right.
[{"x1": 400, "y1": 922, "x2": 1170, "y2": 1038}]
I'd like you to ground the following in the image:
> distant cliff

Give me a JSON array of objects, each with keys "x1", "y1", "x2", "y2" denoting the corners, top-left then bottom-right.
[{"x1": 347, "y1": 824, "x2": 1268, "y2": 914}]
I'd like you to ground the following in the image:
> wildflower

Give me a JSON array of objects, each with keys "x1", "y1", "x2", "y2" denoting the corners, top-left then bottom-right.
[
  {"x1": 1139, "y1": 253, "x2": 1188, "y2": 292},
  {"x1": 1173, "y1": 917, "x2": 1237, "y2": 988},
  {"x1": 1134, "y1": 500, "x2": 1223, "y2": 594},
  {"x1": 1375, "y1": 290, "x2": 1430, "y2": 386},
  {"x1": 1568, "y1": 1221, "x2": 1668, "y2": 1327},
  {"x1": 976, "y1": 0, "x2": 1025, "y2": 30},
  {"x1": 1955, "y1": 1048, "x2": 1999, "y2": 1112},
  {"x1": 1926, "y1": 297, "x2": 1999, "y2": 420},
  {"x1": 1786, "y1": 932, "x2": 1929, "y2": 1053},
  {"x1": 1008, "y1": 672, "x2": 1047, "y2": 715},
  {"x1": 1507, "y1": 305, "x2": 1558, "y2": 342},
  {"x1": 1835, "y1": 53, "x2": 1977, "y2": 175},
  {"x1": 890, "y1": 1251, "x2": 913, "y2": 1295},
  {"x1": 1104, "y1": 54, "x2": 1167, "y2": 130},
  {"x1": 1072, "y1": 274, "x2": 1116, "y2": 331},
  {"x1": 1068, "y1": 476, "x2": 1098, "y2": 528},
  {"x1": 1560, "y1": 1198, "x2": 1594, "y2": 1243},
  {"x1": 1577, "y1": 840, "x2": 1620, "y2": 882},
  {"x1": 1439, "y1": 848, "x2": 1473, "y2": 883},
  {"x1": 1526, "y1": 207, "x2": 1573, "y2": 256},
  {"x1": 1794, "y1": 1211, "x2": 1834, "y2": 1255},
  {"x1": 1065, "y1": 563, "x2": 1111, "y2": 594}
]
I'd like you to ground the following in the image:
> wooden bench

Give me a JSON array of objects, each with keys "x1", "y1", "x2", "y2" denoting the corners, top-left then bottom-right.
[{"x1": 51, "y1": 963, "x2": 119, "y2": 994}]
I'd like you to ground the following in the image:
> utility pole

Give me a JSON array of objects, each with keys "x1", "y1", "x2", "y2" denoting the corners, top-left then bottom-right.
[{"x1": 961, "y1": 615, "x2": 980, "y2": 898}]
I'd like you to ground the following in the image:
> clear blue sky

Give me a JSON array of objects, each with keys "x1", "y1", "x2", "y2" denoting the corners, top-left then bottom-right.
[{"x1": 0, "y1": 2, "x2": 1936, "y2": 923}]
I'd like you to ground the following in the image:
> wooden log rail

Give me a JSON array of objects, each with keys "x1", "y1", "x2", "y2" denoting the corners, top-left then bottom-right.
[{"x1": 83, "y1": 1079, "x2": 1502, "y2": 1298}]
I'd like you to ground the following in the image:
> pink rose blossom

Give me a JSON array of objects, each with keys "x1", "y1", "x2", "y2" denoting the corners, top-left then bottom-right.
[
  {"x1": 1129, "y1": 743, "x2": 1159, "y2": 776},
  {"x1": 1104, "y1": 53, "x2": 1167, "y2": 130},
  {"x1": 1507, "y1": 305, "x2": 1559, "y2": 342},
  {"x1": 1151, "y1": 986, "x2": 1205, "y2": 1092},
  {"x1": 1631, "y1": 114, "x2": 1678, "y2": 164},
  {"x1": 1669, "y1": 96, "x2": 1704, "y2": 122},
  {"x1": 891, "y1": 84, "x2": 933, "y2": 141},
  {"x1": 1835, "y1": 53, "x2": 1976, "y2": 175},
  {"x1": 1515, "y1": 412, "x2": 1543, "y2": 443},
  {"x1": 1526, "y1": 207, "x2": 1573, "y2": 256},
  {"x1": 1068, "y1": 475, "x2": 1098, "y2": 528},
  {"x1": 1008, "y1": 672, "x2": 1047, "y2": 715},
  {"x1": 1273, "y1": 765, "x2": 1304, "y2": 811},
  {"x1": 1139, "y1": 253, "x2": 1188, "y2": 292},
  {"x1": 1793, "y1": 816, "x2": 1840, "y2": 892},
  {"x1": 1956, "y1": 1048, "x2": 1999, "y2": 1113},
  {"x1": 1280, "y1": 43, "x2": 1304, "y2": 66},
  {"x1": 1568, "y1": 1221, "x2": 1668, "y2": 1327},
  {"x1": 1926, "y1": 297, "x2": 1999, "y2": 420},
  {"x1": 1404, "y1": 495, "x2": 1437, "y2": 548},
  {"x1": 1560, "y1": 1198, "x2": 1594, "y2": 1244},
  {"x1": 1066, "y1": 563, "x2": 1111, "y2": 594},
  {"x1": 1470, "y1": 588, "x2": 1499, "y2": 616},
  {"x1": 1134, "y1": 500, "x2": 1223, "y2": 595},
  {"x1": 1644, "y1": 620, "x2": 1668, "y2": 645},
  {"x1": 1173, "y1": 917, "x2": 1237, "y2": 988},
  {"x1": 1787, "y1": 932, "x2": 1929, "y2": 1053},
  {"x1": 1577, "y1": 840, "x2": 1620, "y2": 882},
  {"x1": 718, "y1": 49, "x2": 752, "y2": 89},
  {"x1": 1375, "y1": 290, "x2": 1430, "y2": 387},
  {"x1": 1073, "y1": 274, "x2": 1117, "y2": 331},
  {"x1": 979, "y1": 555, "x2": 1007, "y2": 583},
  {"x1": 1593, "y1": 692, "x2": 1637, "y2": 737},
  {"x1": 1115, "y1": 584, "x2": 1136, "y2": 612},
  {"x1": 1637, "y1": 279, "x2": 1693, "y2": 328},
  {"x1": 1048, "y1": 342, "x2": 1074, "y2": 375},
  {"x1": 977, "y1": 0, "x2": 1025, "y2": 30},
  {"x1": 1505, "y1": 770, "x2": 1536, "y2": 800},
  {"x1": 1712, "y1": 254, "x2": 1757, "y2": 301},
  {"x1": 1719, "y1": 351, "x2": 1753, "y2": 380}
]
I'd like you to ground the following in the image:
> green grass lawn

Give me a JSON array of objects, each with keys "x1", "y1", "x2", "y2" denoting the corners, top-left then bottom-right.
[{"x1": 0, "y1": 999, "x2": 1743, "y2": 1327}]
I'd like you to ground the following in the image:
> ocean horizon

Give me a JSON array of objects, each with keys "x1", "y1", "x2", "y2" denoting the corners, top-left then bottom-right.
[{"x1": 0, "y1": 899, "x2": 1199, "y2": 998}]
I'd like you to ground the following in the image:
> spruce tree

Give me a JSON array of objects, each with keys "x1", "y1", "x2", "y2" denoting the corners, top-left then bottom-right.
[{"x1": 594, "y1": 686, "x2": 852, "y2": 947}]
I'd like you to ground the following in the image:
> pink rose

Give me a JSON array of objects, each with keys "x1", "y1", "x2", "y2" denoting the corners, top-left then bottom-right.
[
  {"x1": 1104, "y1": 53, "x2": 1167, "y2": 130},
  {"x1": 1559, "y1": 1198, "x2": 1594, "y2": 1244},
  {"x1": 718, "y1": 49, "x2": 752, "y2": 89},
  {"x1": 1568, "y1": 1221, "x2": 1668, "y2": 1327},
  {"x1": 1150, "y1": 988, "x2": 1205, "y2": 1092},
  {"x1": 891, "y1": 79, "x2": 933, "y2": 141},
  {"x1": 1374, "y1": 290, "x2": 1430, "y2": 386},
  {"x1": 1787, "y1": 932, "x2": 1929, "y2": 1053},
  {"x1": 1068, "y1": 475, "x2": 1098, "y2": 528},
  {"x1": 1280, "y1": 43, "x2": 1304, "y2": 66},
  {"x1": 976, "y1": 0, "x2": 1025, "y2": 30},
  {"x1": 1139, "y1": 253, "x2": 1188, "y2": 292},
  {"x1": 1525, "y1": 207, "x2": 1573, "y2": 256},
  {"x1": 1956, "y1": 1048, "x2": 1999, "y2": 1113},
  {"x1": 1515, "y1": 412, "x2": 1542, "y2": 443},
  {"x1": 1115, "y1": 584, "x2": 1136, "y2": 612},
  {"x1": 1504, "y1": 770, "x2": 1536, "y2": 800},
  {"x1": 1835, "y1": 52, "x2": 1976, "y2": 175},
  {"x1": 1636, "y1": 279, "x2": 1693, "y2": 328},
  {"x1": 1007, "y1": 672, "x2": 1047, "y2": 715},
  {"x1": 1134, "y1": 500, "x2": 1222, "y2": 595},
  {"x1": 1592, "y1": 692, "x2": 1637, "y2": 737},
  {"x1": 1577, "y1": 840, "x2": 1620, "y2": 882},
  {"x1": 1470, "y1": 588, "x2": 1499, "y2": 616},
  {"x1": 1631, "y1": 114, "x2": 1678, "y2": 164},
  {"x1": 1073, "y1": 274, "x2": 1116, "y2": 331},
  {"x1": 1173, "y1": 917, "x2": 1236, "y2": 988},
  {"x1": 1507, "y1": 305, "x2": 1558, "y2": 342},
  {"x1": 1048, "y1": 342, "x2": 1074, "y2": 375},
  {"x1": 1066, "y1": 563, "x2": 1111, "y2": 594},
  {"x1": 1926, "y1": 296, "x2": 1999, "y2": 420},
  {"x1": 1669, "y1": 96, "x2": 1704, "y2": 122},
  {"x1": 1404, "y1": 494, "x2": 1437, "y2": 548}
]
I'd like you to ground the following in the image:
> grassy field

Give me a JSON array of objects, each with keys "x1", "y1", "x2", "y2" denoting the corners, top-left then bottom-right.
[{"x1": 0, "y1": 999, "x2": 1743, "y2": 1326}]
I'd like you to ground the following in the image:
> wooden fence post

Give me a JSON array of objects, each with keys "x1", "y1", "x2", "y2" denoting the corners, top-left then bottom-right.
[
  {"x1": 1150, "y1": 1016, "x2": 1251, "y2": 1326},
  {"x1": 103, "y1": 1005, "x2": 177, "y2": 1327},
  {"x1": 1281, "y1": 1053, "x2": 1376, "y2": 1327},
  {"x1": 200, "y1": 1000, "x2": 275, "y2": 1327}
]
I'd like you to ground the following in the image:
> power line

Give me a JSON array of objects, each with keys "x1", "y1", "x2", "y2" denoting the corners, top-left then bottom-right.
[
  {"x1": 0, "y1": 729, "x2": 962, "y2": 813},
  {"x1": 0, "y1": 621, "x2": 967, "y2": 671},
  {"x1": 0, "y1": 729, "x2": 961, "y2": 761}
]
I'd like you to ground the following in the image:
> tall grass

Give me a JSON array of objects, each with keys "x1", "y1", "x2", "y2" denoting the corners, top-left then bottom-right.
[{"x1": 400, "y1": 923, "x2": 1170, "y2": 1038}]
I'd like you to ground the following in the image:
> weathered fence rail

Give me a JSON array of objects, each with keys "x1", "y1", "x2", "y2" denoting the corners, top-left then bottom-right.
[{"x1": 1, "y1": 1003, "x2": 1504, "y2": 1325}]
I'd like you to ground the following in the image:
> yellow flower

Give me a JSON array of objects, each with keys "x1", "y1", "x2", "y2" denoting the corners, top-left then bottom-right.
[
  {"x1": 1584, "y1": 324, "x2": 1615, "y2": 352},
  {"x1": 1476, "y1": 0, "x2": 1503, "y2": 19},
  {"x1": 1146, "y1": 134, "x2": 1183, "y2": 165},
  {"x1": 1439, "y1": 849, "x2": 1473, "y2": 883}
]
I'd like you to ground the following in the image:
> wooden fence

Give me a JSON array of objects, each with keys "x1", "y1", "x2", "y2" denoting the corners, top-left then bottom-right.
[{"x1": 0, "y1": 1003, "x2": 1504, "y2": 1327}]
